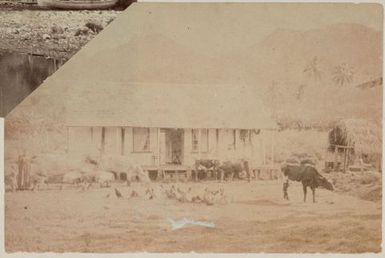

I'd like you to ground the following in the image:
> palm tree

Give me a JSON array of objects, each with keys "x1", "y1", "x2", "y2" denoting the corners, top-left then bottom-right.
[
  {"x1": 303, "y1": 56, "x2": 322, "y2": 81},
  {"x1": 333, "y1": 63, "x2": 354, "y2": 86}
]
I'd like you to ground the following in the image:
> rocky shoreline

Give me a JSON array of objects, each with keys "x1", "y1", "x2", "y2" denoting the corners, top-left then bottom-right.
[{"x1": 0, "y1": 5, "x2": 121, "y2": 60}]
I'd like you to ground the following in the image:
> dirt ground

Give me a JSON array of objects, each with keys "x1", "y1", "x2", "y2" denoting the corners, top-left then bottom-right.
[
  {"x1": 0, "y1": 8, "x2": 119, "y2": 60},
  {"x1": 5, "y1": 180, "x2": 382, "y2": 253}
]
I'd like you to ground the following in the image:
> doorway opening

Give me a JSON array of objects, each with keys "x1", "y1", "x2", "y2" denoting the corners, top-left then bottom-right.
[{"x1": 160, "y1": 129, "x2": 184, "y2": 165}]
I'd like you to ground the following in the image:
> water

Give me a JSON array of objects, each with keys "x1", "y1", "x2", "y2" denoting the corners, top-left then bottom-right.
[{"x1": 0, "y1": 52, "x2": 63, "y2": 117}]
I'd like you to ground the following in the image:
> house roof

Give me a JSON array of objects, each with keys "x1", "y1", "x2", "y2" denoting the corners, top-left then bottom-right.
[{"x1": 64, "y1": 80, "x2": 277, "y2": 129}]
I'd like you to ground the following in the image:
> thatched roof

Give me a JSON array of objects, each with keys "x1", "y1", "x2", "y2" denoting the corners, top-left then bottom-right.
[
  {"x1": 30, "y1": 3, "x2": 276, "y2": 130},
  {"x1": 63, "y1": 80, "x2": 276, "y2": 129},
  {"x1": 328, "y1": 119, "x2": 381, "y2": 155}
]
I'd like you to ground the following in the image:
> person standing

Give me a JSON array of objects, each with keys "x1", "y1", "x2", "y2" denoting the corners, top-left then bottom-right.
[
  {"x1": 283, "y1": 177, "x2": 290, "y2": 200},
  {"x1": 17, "y1": 151, "x2": 31, "y2": 190}
]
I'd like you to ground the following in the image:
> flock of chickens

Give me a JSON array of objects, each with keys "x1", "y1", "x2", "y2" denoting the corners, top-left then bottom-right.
[{"x1": 110, "y1": 184, "x2": 230, "y2": 206}]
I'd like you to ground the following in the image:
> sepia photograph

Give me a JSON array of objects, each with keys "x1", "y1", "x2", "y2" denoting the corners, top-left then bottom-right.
[
  {"x1": 2, "y1": 2, "x2": 383, "y2": 254},
  {"x1": 0, "y1": 0, "x2": 134, "y2": 117}
]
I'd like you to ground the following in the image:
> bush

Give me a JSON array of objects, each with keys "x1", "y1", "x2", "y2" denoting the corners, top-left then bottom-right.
[
  {"x1": 85, "y1": 22, "x2": 103, "y2": 34},
  {"x1": 359, "y1": 173, "x2": 380, "y2": 185}
]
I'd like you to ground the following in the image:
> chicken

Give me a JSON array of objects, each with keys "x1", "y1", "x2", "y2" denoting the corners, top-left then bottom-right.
[
  {"x1": 145, "y1": 188, "x2": 155, "y2": 200},
  {"x1": 114, "y1": 188, "x2": 123, "y2": 198}
]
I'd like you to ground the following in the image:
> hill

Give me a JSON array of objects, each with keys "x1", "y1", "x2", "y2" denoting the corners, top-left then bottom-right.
[{"x1": 77, "y1": 23, "x2": 382, "y2": 128}]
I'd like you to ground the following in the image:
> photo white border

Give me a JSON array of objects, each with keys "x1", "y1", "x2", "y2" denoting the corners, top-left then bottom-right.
[{"x1": 0, "y1": 0, "x2": 384, "y2": 257}]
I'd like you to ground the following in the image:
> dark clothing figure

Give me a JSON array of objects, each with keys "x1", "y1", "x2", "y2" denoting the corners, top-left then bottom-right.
[{"x1": 283, "y1": 179, "x2": 290, "y2": 200}]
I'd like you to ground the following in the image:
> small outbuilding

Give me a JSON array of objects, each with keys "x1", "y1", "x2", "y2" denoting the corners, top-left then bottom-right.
[{"x1": 327, "y1": 119, "x2": 381, "y2": 172}]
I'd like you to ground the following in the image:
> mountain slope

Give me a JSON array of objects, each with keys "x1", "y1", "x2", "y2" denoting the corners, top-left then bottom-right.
[{"x1": 241, "y1": 23, "x2": 382, "y2": 87}]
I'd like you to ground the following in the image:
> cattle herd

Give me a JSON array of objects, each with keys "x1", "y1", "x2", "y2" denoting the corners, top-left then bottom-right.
[
  {"x1": 194, "y1": 159, "x2": 253, "y2": 181},
  {"x1": 5, "y1": 155, "x2": 335, "y2": 203}
]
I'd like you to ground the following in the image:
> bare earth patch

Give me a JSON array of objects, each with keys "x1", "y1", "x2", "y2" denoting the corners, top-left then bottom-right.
[{"x1": 5, "y1": 181, "x2": 381, "y2": 253}]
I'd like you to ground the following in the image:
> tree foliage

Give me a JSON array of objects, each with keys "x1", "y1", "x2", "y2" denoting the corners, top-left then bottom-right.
[{"x1": 333, "y1": 63, "x2": 354, "y2": 86}]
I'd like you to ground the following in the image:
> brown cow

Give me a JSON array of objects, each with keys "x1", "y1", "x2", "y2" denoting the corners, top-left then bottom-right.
[
  {"x1": 194, "y1": 159, "x2": 220, "y2": 181},
  {"x1": 216, "y1": 160, "x2": 250, "y2": 182}
]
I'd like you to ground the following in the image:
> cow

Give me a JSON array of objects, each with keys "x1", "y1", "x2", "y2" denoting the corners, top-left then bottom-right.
[
  {"x1": 193, "y1": 159, "x2": 220, "y2": 181},
  {"x1": 216, "y1": 160, "x2": 250, "y2": 182},
  {"x1": 62, "y1": 171, "x2": 83, "y2": 185},
  {"x1": 95, "y1": 172, "x2": 115, "y2": 188},
  {"x1": 30, "y1": 174, "x2": 49, "y2": 191},
  {"x1": 99, "y1": 156, "x2": 150, "y2": 184},
  {"x1": 281, "y1": 164, "x2": 334, "y2": 203}
]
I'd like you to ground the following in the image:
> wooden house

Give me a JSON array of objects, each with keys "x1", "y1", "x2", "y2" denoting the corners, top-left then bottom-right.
[
  {"x1": 5, "y1": 4, "x2": 279, "y2": 181},
  {"x1": 64, "y1": 81, "x2": 277, "y2": 179}
]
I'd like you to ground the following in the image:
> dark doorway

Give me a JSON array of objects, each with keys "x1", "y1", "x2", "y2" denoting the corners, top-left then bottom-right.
[
  {"x1": 161, "y1": 129, "x2": 184, "y2": 165},
  {"x1": 119, "y1": 173, "x2": 127, "y2": 181}
]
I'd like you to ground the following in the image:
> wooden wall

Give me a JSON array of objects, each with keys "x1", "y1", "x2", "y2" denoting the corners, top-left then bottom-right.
[{"x1": 67, "y1": 126, "x2": 271, "y2": 167}]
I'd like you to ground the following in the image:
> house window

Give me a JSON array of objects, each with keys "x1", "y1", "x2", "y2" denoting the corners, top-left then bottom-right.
[
  {"x1": 201, "y1": 129, "x2": 209, "y2": 152},
  {"x1": 192, "y1": 129, "x2": 209, "y2": 152},
  {"x1": 240, "y1": 129, "x2": 251, "y2": 143},
  {"x1": 133, "y1": 127, "x2": 150, "y2": 152},
  {"x1": 232, "y1": 129, "x2": 236, "y2": 149},
  {"x1": 121, "y1": 128, "x2": 125, "y2": 155},
  {"x1": 101, "y1": 127, "x2": 105, "y2": 153},
  {"x1": 227, "y1": 129, "x2": 236, "y2": 150}
]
